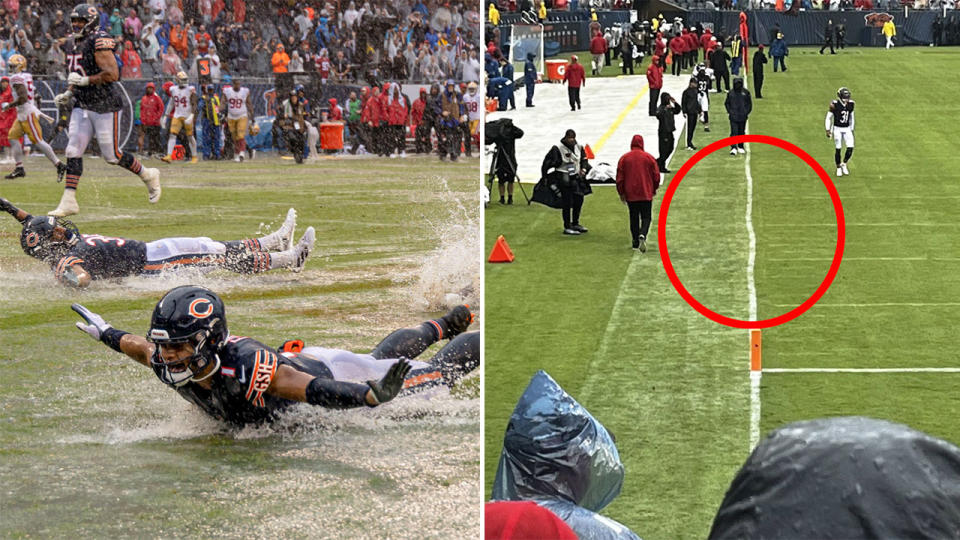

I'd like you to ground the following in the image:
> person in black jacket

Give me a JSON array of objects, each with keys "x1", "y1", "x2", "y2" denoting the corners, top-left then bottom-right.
[
  {"x1": 724, "y1": 77, "x2": 752, "y2": 155},
  {"x1": 680, "y1": 78, "x2": 701, "y2": 151},
  {"x1": 541, "y1": 129, "x2": 593, "y2": 235},
  {"x1": 710, "y1": 42, "x2": 731, "y2": 93},
  {"x1": 820, "y1": 20, "x2": 836, "y2": 55},
  {"x1": 752, "y1": 45, "x2": 767, "y2": 99},
  {"x1": 655, "y1": 92, "x2": 682, "y2": 173}
]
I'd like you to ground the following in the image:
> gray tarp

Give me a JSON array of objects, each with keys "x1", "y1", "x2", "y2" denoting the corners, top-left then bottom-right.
[
  {"x1": 492, "y1": 370, "x2": 641, "y2": 540},
  {"x1": 709, "y1": 416, "x2": 960, "y2": 539}
]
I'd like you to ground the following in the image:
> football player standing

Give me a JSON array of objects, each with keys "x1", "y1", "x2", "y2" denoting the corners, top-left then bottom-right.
[
  {"x1": 51, "y1": 3, "x2": 161, "y2": 217},
  {"x1": 825, "y1": 87, "x2": 855, "y2": 177},
  {"x1": 161, "y1": 71, "x2": 199, "y2": 164},
  {"x1": 2, "y1": 54, "x2": 66, "y2": 181},
  {"x1": 220, "y1": 75, "x2": 254, "y2": 162}
]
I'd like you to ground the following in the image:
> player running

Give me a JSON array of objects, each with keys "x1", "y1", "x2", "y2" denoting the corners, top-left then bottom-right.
[
  {"x1": 70, "y1": 285, "x2": 479, "y2": 426},
  {"x1": 220, "y1": 75, "x2": 254, "y2": 162},
  {"x1": 161, "y1": 71, "x2": 199, "y2": 164},
  {"x1": 50, "y1": 3, "x2": 161, "y2": 217},
  {"x1": 826, "y1": 87, "x2": 855, "y2": 177},
  {"x1": 2, "y1": 54, "x2": 66, "y2": 181},
  {"x1": 2, "y1": 197, "x2": 312, "y2": 288}
]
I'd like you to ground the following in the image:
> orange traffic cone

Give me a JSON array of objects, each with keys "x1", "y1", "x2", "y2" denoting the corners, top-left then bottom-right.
[
  {"x1": 488, "y1": 235, "x2": 515, "y2": 263},
  {"x1": 584, "y1": 144, "x2": 595, "y2": 159}
]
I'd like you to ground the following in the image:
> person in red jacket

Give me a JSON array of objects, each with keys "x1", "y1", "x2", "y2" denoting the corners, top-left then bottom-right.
[
  {"x1": 0, "y1": 78, "x2": 14, "y2": 164},
  {"x1": 646, "y1": 56, "x2": 663, "y2": 117},
  {"x1": 562, "y1": 55, "x2": 586, "y2": 112},
  {"x1": 589, "y1": 31, "x2": 607, "y2": 76},
  {"x1": 616, "y1": 134, "x2": 661, "y2": 252},
  {"x1": 410, "y1": 88, "x2": 430, "y2": 154},
  {"x1": 362, "y1": 86, "x2": 384, "y2": 156},
  {"x1": 684, "y1": 27, "x2": 700, "y2": 67},
  {"x1": 385, "y1": 83, "x2": 408, "y2": 158},
  {"x1": 140, "y1": 82, "x2": 165, "y2": 158},
  {"x1": 669, "y1": 33, "x2": 685, "y2": 76},
  {"x1": 654, "y1": 32, "x2": 667, "y2": 69},
  {"x1": 327, "y1": 98, "x2": 343, "y2": 121},
  {"x1": 700, "y1": 28, "x2": 713, "y2": 55}
]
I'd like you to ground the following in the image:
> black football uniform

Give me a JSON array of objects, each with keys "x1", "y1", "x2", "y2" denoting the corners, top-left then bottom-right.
[
  {"x1": 169, "y1": 336, "x2": 335, "y2": 426},
  {"x1": 829, "y1": 99, "x2": 855, "y2": 128},
  {"x1": 64, "y1": 32, "x2": 123, "y2": 113},
  {"x1": 696, "y1": 72, "x2": 712, "y2": 95},
  {"x1": 53, "y1": 234, "x2": 147, "y2": 283}
]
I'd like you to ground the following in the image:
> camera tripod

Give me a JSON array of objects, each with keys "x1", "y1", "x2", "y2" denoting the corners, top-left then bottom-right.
[{"x1": 486, "y1": 144, "x2": 530, "y2": 205}]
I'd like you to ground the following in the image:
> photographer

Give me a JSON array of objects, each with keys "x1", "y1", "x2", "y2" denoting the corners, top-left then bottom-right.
[
  {"x1": 277, "y1": 89, "x2": 308, "y2": 164},
  {"x1": 487, "y1": 118, "x2": 524, "y2": 205},
  {"x1": 541, "y1": 130, "x2": 592, "y2": 236}
]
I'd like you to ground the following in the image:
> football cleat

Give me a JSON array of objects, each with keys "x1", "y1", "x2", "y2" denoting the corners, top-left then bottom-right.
[
  {"x1": 49, "y1": 190, "x2": 80, "y2": 217},
  {"x1": 291, "y1": 227, "x2": 315, "y2": 273},
  {"x1": 140, "y1": 167, "x2": 161, "y2": 203},
  {"x1": 737, "y1": 148, "x2": 746, "y2": 154},
  {"x1": 638, "y1": 235, "x2": 647, "y2": 253},
  {"x1": 160, "y1": 154, "x2": 174, "y2": 163},
  {"x1": 4, "y1": 166, "x2": 25, "y2": 179},
  {"x1": 56, "y1": 162, "x2": 67, "y2": 182},
  {"x1": 189, "y1": 156, "x2": 199, "y2": 164},
  {"x1": 730, "y1": 149, "x2": 738, "y2": 156},
  {"x1": 280, "y1": 208, "x2": 297, "y2": 251},
  {"x1": 563, "y1": 228, "x2": 581, "y2": 235},
  {"x1": 441, "y1": 304, "x2": 474, "y2": 338},
  {"x1": 841, "y1": 163, "x2": 849, "y2": 175},
  {"x1": 571, "y1": 224, "x2": 588, "y2": 233},
  {"x1": 836, "y1": 167, "x2": 844, "y2": 177}
]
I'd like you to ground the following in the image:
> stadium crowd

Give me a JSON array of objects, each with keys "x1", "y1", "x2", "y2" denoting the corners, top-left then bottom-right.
[
  {"x1": 0, "y1": 0, "x2": 484, "y2": 161},
  {"x1": 0, "y1": 0, "x2": 482, "y2": 82}
]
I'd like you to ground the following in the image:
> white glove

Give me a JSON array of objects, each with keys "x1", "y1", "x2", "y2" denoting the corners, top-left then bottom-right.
[
  {"x1": 54, "y1": 90, "x2": 73, "y2": 106},
  {"x1": 67, "y1": 72, "x2": 90, "y2": 87},
  {"x1": 161, "y1": 116, "x2": 168, "y2": 129},
  {"x1": 72, "y1": 303, "x2": 112, "y2": 341},
  {"x1": 186, "y1": 114, "x2": 194, "y2": 125}
]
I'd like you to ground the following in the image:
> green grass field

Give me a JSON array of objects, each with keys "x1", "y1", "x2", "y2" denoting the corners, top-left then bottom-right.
[
  {"x1": 485, "y1": 47, "x2": 960, "y2": 538},
  {"x1": 0, "y1": 154, "x2": 483, "y2": 537}
]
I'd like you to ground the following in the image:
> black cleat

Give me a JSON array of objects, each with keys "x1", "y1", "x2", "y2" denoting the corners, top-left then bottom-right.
[
  {"x1": 56, "y1": 162, "x2": 66, "y2": 182},
  {"x1": 441, "y1": 304, "x2": 474, "y2": 338},
  {"x1": 571, "y1": 224, "x2": 588, "y2": 233},
  {"x1": 4, "y1": 167, "x2": 25, "y2": 179}
]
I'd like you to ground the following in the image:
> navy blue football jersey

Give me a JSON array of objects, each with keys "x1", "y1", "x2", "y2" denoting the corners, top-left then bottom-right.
[
  {"x1": 53, "y1": 234, "x2": 147, "y2": 284},
  {"x1": 173, "y1": 336, "x2": 299, "y2": 426},
  {"x1": 829, "y1": 99, "x2": 855, "y2": 128},
  {"x1": 64, "y1": 31, "x2": 123, "y2": 113}
]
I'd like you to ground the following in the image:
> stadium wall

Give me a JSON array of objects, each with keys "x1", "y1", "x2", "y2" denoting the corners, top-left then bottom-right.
[
  {"x1": 685, "y1": 9, "x2": 938, "y2": 45},
  {"x1": 498, "y1": 8, "x2": 938, "y2": 55}
]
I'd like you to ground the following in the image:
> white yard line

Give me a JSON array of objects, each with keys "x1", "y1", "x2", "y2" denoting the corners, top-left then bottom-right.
[
  {"x1": 744, "y1": 111, "x2": 762, "y2": 452},
  {"x1": 764, "y1": 367, "x2": 960, "y2": 373}
]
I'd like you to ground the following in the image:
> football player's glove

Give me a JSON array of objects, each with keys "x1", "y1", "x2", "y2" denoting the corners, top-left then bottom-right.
[
  {"x1": 366, "y1": 359, "x2": 412, "y2": 405},
  {"x1": 72, "y1": 303, "x2": 112, "y2": 341},
  {"x1": 67, "y1": 72, "x2": 90, "y2": 87},
  {"x1": 54, "y1": 90, "x2": 73, "y2": 106}
]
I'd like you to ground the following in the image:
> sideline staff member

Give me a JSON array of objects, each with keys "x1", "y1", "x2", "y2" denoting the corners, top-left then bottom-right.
[{"x1": 542, "y1": 129, "x2": 592, "y2": 235}]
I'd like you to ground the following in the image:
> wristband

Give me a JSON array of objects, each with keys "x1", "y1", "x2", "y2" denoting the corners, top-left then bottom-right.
[
  {"x1": 100, "y1": 328, "x2": 129, "y2": 354},
  {"x1": 305, "y1": 377, "x2": 371, "y2": 409}
]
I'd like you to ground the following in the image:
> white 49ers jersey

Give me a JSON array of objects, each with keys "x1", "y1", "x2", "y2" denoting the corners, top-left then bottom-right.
[
  {"x1": 462, "y1": 92, "x2": 482, "y2": 122},
  {"x1": 9, "y1": 71, "x2": 38, "y2": 120},
  {"x1": 170, "y1": 85, "x2": 196, "y2": 118},
  {"x1": 222, "y1": 86, "x2": 249, "y2": 119}
]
